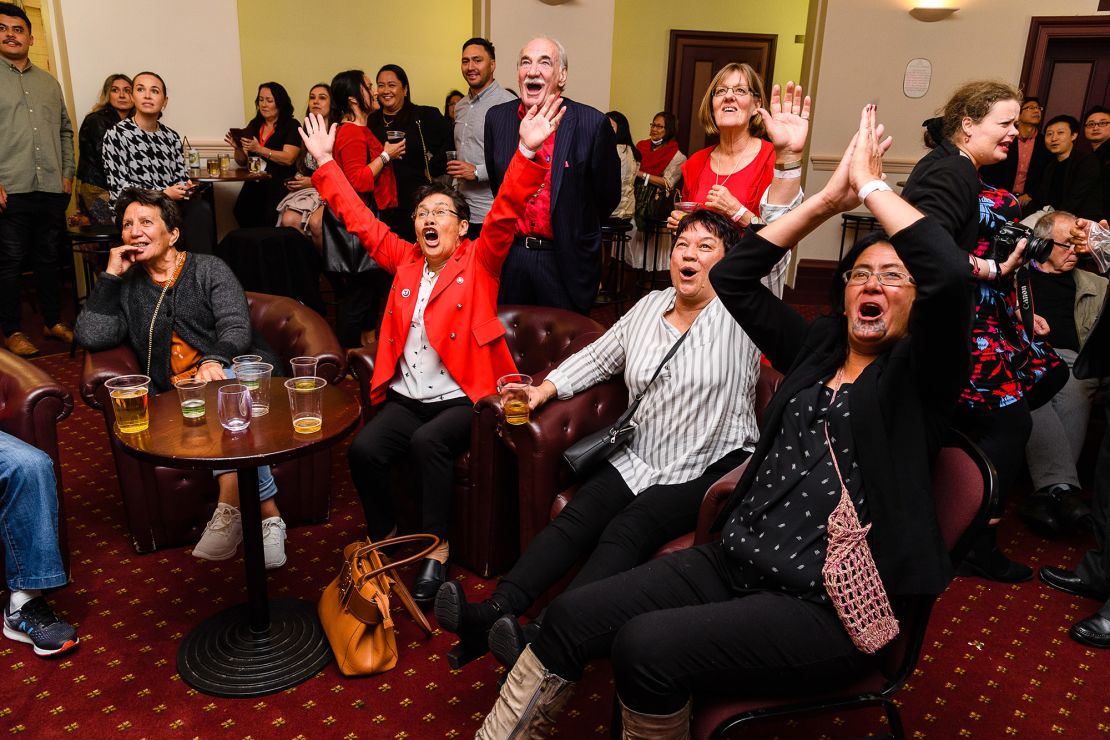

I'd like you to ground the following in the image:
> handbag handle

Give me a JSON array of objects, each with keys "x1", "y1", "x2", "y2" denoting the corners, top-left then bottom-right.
[{"x1": 350, "y1": 533, "x2": 441, "y2": 589}]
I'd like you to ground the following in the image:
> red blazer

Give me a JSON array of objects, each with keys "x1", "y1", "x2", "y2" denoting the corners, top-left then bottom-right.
[{"x1": 313, "y1": 150, "x2": 549, "y2": 405}]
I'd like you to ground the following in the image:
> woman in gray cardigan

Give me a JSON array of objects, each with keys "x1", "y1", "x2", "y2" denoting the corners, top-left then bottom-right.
[{"x1": 75, "y1": 188, "x2": 288, "y2": 569}]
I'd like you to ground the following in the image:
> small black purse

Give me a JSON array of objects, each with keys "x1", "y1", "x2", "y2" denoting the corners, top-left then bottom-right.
[
  {"x1": 321, "y1": 196, "x2": 380, "y2": 274},
  {"x1": 562, "y1": 329, "x2": 690, "y2": 478}
]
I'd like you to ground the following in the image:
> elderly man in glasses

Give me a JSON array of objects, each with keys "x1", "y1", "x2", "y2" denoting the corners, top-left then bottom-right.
[{"x1": 1021, "y1": 210, "x2": 1106, "y2": 538}]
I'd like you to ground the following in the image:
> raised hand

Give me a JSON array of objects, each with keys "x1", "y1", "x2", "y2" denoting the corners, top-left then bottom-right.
[
  {"x1": 848, "y1": 104, "x2": 892, "y2": 193},
  {"x1": 518, "y1": 93, "x2": 566, "y2": 152},
  {"x1": 298, "y1": 113, "x2": 337, "y2": 166},
  {"x1": 758, "y1": 82, "x2": 811, "y2": 157}
]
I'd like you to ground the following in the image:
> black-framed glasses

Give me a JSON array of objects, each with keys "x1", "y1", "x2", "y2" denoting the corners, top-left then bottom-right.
[
  {"x1": 649, "y1": 122, "x2": 665, "y2": 129},
  {"x1": 712, "y1": 85, "x2": 752, "y2": 99},
  {"x1": 842, "y1": 268, "x2": 915, "y2": 286},
  {"x1": 1085, "y1": 120, "x2": 1110, "y2": 128},
  {"x1": 1051, "y1": 240, "x2": 1076, "y2": 251},
  {"x1": 412, "y1": 206, "x2": 459, "y2": 220}
]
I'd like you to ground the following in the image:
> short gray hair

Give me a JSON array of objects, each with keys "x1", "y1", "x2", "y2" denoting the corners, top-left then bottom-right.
[
  {"x1": 1033, "y1": 210, "x2": 1075, "y2": 241},
  {"x1": 521, "y1": 36, "x2": 568, "y2": 75}
]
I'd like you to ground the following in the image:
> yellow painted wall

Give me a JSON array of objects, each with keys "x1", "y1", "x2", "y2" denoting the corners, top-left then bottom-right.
[
  {"x1": 610, "y1": 0, "x2": 811, "y2": 144},
  {"x1": 235, "y1": 0, "x2": 473, "y2": 123}
]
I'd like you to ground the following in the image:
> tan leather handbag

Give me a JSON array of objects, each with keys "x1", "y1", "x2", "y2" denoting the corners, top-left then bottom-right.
[{"x1": 318, "y1": 534, "x2": 439, "y2": 676}]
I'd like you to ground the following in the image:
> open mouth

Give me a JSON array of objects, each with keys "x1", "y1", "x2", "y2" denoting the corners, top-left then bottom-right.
[
  {"x1": 679, "y1": 267, "x2": 697, "y2": 279},
  {"x1": 524, "y1": 80, "x2": 544, "y2": 96},
  {"x1": 858, "y1": 302, "x2": 883, "y2": 320},
  {"x1": 721, "y1": 105, "x2": 738, "y2": 113},
  {"x1": 422, "y1": 227, "x2": 439, "y2": 246}
]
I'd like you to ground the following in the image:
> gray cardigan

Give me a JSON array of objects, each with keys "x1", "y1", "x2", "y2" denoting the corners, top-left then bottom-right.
[{"x1": 76, "y1": 253, "x2": 265, "y2": 391}]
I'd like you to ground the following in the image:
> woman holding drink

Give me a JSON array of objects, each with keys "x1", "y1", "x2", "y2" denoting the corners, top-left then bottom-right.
[
  {"x1": 435, "y1": 82, "x2": 811, "y2": 670},
  {"x1": 74, "y1": 188, "x2": 289, "y2": 569},
  {"x1": 298, "y1": 93, "x2": 563, "y2": 605}
]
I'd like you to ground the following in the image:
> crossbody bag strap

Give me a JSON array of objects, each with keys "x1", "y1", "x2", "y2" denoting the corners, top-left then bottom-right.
[{"x1": 611, "y1": 327, "x2": 691, "y2": 429}]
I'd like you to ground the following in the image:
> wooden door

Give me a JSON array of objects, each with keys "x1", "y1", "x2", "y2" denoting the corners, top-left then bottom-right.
[{"x1": 665, "y1": 31, "x2": 777, "y2": 157}]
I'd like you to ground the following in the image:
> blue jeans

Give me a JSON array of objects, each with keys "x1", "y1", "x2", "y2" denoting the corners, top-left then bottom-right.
[
  {"x1": 214, "y1": 366, "x2": 277, "y2": 501},
  {"x1": 0, "y1": 431, "x2": 66, "y2": 591}
]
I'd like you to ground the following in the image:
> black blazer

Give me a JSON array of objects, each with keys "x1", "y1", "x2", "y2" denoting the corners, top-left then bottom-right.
[
  {"x1": 901, "y1": 140, "x2": 981, "y2": 253},
  {"x1": 1033, "y1": 151, "x2": 1104, "y2": 221},
  {"x1": 484, "y1": 97, "x2": 621, "y2": 313},
  {"x1": 709, "y1": 218, "x2": 973, "y2": 596},
  {"x1": 979, "y1": 134, "x2": 1051, "y2": 197}
]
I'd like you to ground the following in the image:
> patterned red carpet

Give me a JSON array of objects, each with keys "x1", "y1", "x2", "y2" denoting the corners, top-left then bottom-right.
[{"x1": 5, "y1": 347, "x2": 1109, "y2": 739}]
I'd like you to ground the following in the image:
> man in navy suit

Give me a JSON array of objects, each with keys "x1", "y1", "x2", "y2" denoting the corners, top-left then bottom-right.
[{"x1": 484, "y1": 36, "x2": 620, "y2": 313}]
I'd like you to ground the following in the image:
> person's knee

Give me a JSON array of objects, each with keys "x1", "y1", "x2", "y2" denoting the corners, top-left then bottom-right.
[
  {"x1": 279, "y1": 209, "x2": 301, "y2": 230},
  {"x1": 410, "y1": 425, "x2": 450, "y2": 457},
  {"x1": 347, "y1": 426, "x2": 391, "y2": 470},
  {"x1": 612, "y1": 616, "x2": 678, "y2": 704},
  {"x1": 6, "y1": 442, "x2": 55, "y2": 484}
]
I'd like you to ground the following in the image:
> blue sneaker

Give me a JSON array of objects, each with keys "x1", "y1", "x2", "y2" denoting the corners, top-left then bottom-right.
[{"x1": 3, "y1": 596, "x2": 78, "y2": 657}]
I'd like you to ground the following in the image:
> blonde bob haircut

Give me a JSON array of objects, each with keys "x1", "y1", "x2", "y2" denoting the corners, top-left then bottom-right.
[{"x1": 697, "y1": 63, "x2": 767, "y2": 139}]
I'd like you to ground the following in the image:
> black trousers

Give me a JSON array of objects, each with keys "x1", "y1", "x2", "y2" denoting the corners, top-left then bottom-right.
[
  {"x1": 531, "y1": 544, "x2": 869, "y2": 714},
  {"x1": 1079, "y1": 401, "x2": 1110, "y2": 594},
  {"x1": 347, "y1": 390, "x2": 472, "y2": 540},
  {"x1": 954, "y1": 401, "x2": 1032, "y2": 518},
  {"x1": 0, "y1": 191, "x2": 68, "y2": 334},
  {"x1": 495, "y1": 450, "x2": 748, "y2": 614},
  {"x1": 497, "y1": 243, "x2": 580, "y2": 313}
]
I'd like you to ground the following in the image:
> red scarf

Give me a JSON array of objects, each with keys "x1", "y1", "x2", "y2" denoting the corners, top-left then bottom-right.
[{"x1": 636, "y1": 138, "x2": 679, "y2": 176}]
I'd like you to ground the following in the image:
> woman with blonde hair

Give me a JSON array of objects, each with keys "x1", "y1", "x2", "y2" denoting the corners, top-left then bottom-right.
[{"x1": 76, "y1": 74, "x2": 133, "y2": 223}]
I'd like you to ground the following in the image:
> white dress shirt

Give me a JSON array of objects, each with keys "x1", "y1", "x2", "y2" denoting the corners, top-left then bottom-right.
[{"x1": 389, "y1": 263, "x2": 467, "y2": 402}]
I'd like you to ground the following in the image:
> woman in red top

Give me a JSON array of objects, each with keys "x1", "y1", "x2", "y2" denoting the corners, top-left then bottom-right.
[
  {"x1": 670, "y1": 63, "x2": 779, "y2": 232},
  {"x1": 301, "y1": 94, "x2": 565, "y2": 605},
  {"x1": 325, "y1": 70, "x2": 406, "y2": 347}
]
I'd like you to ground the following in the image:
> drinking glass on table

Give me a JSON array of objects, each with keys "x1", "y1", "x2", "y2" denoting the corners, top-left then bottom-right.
[
  {"x1": 106, "y1": 374, "x2": 151, "y2": 434},
  {"x1": 217, "y1": 384, "x2": 252, "y2": 432},
  {"x1": 248, "y1": 155, "x2": 263, "y2": 174},
  {"x1": 175, "y1": 378, "x2": 207, "y2": 421},
  {"x1": 207, "y1": 158, "x2": 221, "y2": 177},
  {"x1": 290, "y1": 356, "x2": 318, "y2": 379},
  {"x1": 285, "y1": 377, "x2": 326, "y2": 434},
  {"x1": 497, "y1": 373, "x2": 533, "y2": 426},
  {"x1": 235, "y1": 362, "x2": 273, "y2": 416},
  {"x1": 219, "y1": 152, "x2": 232, "y2": 173},
  {"x1": 232, "y1": 354, "x2": 262, "y2": 366}
]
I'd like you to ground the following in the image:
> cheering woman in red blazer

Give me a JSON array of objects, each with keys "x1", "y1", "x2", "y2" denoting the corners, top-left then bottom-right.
[{"x1": 300, "y1": 95, "x2": 565, "y2": 605}]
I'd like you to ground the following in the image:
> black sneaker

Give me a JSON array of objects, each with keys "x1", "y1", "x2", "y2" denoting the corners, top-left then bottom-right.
[{"x1": 3, "y1": 596, "x2": 79, "y2": 657}]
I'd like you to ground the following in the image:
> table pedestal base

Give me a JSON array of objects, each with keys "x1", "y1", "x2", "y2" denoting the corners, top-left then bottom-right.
[{"x1": 177, "y1": 598, "x2": 332, "y2": 697}]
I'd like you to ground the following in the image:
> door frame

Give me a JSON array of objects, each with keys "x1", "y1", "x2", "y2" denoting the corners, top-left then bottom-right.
[{"x1": 1020, "y1": 15, "x2": 1110, "y2": 98}]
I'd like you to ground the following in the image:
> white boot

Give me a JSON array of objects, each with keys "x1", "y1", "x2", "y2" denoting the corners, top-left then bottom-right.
[
  {"x1": 619, "y1": 697, "x2": 691, "y2": 740},
  {"x1": 475, "y1": 644, "x2": 575, "y2": 739}
]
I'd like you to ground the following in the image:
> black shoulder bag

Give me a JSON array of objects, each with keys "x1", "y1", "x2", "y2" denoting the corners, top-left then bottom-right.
[{"x1": 562, "y1": 328, "x2": 690, "y2": 478}]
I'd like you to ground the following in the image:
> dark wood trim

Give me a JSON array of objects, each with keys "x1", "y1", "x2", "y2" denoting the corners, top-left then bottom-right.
[
  {"x1": 664, "y1": 30, "x2": 778, "y2": 116},
  {"x1": 783, "y1": 258, "x2": 837, "y2": 307},
  {"x1": 1100, "y1": 0, "x2": 1110, "y2": 12},
  {"x1": 1020, "y1": 15, "x2": 1110, "y2": 96}
]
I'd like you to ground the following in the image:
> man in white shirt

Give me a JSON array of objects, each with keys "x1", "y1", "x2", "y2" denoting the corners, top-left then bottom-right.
[{"x1": 449, "y1": 37, "x2": 516, "y2": 239}]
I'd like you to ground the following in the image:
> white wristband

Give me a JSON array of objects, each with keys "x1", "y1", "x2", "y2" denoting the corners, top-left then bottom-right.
[
  {"x1": 773, "y1": 168, "x2": 802, "y2": 180},
  {"x1": 518, "y1": 142, "x2": 537, "y2": 159},
  {"x1": 643, "y1": 173, "x2": 650, "y2": 186},
  {"x1": 379, "y1": 151, "x2": 390, "y2": 164},
  {"x1": 857, "y1": 179, "x2": 892, "y2": 202},
  {"x1": 731, "y1": 204, "x2": 749, "y2": 223}
]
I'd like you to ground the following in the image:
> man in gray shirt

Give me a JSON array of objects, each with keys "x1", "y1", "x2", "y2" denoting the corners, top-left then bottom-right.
[
  {"x1": 448, "y1": 37, "x2": 516, "y2": 240},
  {"x1": 0, "y1": 3, "x2": 74, "y2": 356}
]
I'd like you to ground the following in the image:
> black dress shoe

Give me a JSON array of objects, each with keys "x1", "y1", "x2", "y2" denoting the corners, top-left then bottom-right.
[
  {"x1": 1070, "y1": 608, "x2": 1110, "y2": 649},
  {"x1": 1018, "y1": 493, "x2": 1065, "y2": 537},
  {"x1": 1039, "y1": 566, "x2": 1110, "y2": 601},
  {"x1": 958, "y1": 549, "x2": 1034, "y2": 583},
  {"x1": 1056, "y1": 491, "x2": 1093, "y2": 531},
  {"x1": 410, "y1": 558, "x2": 447, "y2": 608}
]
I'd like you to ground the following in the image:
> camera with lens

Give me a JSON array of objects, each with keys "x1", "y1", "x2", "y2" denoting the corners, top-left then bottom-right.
[{"x1": 986, "y1": 222, "x2": 1054, "y2": 265}]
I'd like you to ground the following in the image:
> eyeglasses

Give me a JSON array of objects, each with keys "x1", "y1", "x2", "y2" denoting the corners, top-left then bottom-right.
[
  {"x1": 712, "y1": 85, "x2": 752, "y2": 99},
  {"x1": 1085, "y1": 120, "x2": 1110, "y2": 128},
  {"x1": 842, "y1": 269, "x2": 915, "y2": 286},
  {"x1": 649, "y1": 123, "x2": 665, "y2": 129},
  {"x1": 413, "y1": 207, "x2": 459, "y2": 220},
  {"x1": 1051, "y1": 240, "x2": 1076, "y2": 251}
]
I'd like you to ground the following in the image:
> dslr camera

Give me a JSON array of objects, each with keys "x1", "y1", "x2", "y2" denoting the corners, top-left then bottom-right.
[{"x1": 986, "y1": 222, "x2": 1054, "y2": 265}]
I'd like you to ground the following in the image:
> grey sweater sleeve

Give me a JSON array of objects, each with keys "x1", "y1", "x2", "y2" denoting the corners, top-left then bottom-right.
[
  {"x1": 194, "y1": 257, "x2": 251, "y2": 366},
  {"x1": 74, "y1": 272, "x2": 130, "y2": 350}
]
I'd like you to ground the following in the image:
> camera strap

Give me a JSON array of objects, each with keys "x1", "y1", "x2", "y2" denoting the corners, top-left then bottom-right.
[{"x1": 1013, "y1": 264, "x2": 1036, "y2": 368}]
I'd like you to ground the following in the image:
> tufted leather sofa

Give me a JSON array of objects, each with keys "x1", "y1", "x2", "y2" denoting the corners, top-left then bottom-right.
[
  {"x1": 0, "y1": 347, "x2": 74, "y2": 576},
  {"x1": 78, "y1": 292, "x2": 347, "y2": 553},
  {"x1": 347, "y1": 305, "x2": 605, "y2": 577}
]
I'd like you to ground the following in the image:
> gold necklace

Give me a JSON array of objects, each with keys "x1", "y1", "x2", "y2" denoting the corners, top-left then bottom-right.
[
  {"x1": 713, "y1": 139, "x2": 753, "y2": 188},
  {"x1": 146, "y1": 251, "x2": 185, "y2": 375}
]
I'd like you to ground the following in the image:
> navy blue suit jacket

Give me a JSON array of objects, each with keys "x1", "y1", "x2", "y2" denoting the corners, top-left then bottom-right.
[{"x1": 484, "y1": 97, "x2": 620, "y2": 312}]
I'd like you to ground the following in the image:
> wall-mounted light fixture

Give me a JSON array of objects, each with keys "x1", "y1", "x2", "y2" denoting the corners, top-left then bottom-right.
[{"x1": 909, "y1": 5, "x2": 959, "y2": 22}]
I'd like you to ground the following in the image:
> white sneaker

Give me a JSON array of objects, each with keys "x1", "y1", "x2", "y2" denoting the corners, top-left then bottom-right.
[
  {"x1": 262, "y1": 516, "x2": 287, "y2": 569},
  {"x1": 192, "y1": 503, "x2": 242, "y2": 561}
]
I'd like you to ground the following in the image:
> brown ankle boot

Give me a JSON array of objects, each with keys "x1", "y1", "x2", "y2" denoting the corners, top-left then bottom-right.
[
  {"x1": 619, "y1": 698, "x2": 691, "y2": 739},
  {"x1": 476, "y1": 644, "x2": 575, "y2": 739}
]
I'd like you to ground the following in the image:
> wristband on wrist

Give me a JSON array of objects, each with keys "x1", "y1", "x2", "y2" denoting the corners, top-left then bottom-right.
[
  {"x1": 643, "y1": 173, "x2": 650, "y2": 186},
  {"x1": 731, "y1": 204, "x2": 750, "y2": 223},
  {"x1": 518, "y1": 142, "x2": 537, "y2": 159},
  {"x1": 991, "y1": 260, "x2": 1001, "y2": 280},
  {"x1": 773, "y1": 168, "x2": 802, "y2": 179},
  {"x1": 775, "y1": 159, "x2": 803, "y2": 170},
  {"x1": 857, "y1": 179, "x2": 892, "y2": 202},
  {"x1": 380, "y1": 151, "x2": 390, "y2": 164}
]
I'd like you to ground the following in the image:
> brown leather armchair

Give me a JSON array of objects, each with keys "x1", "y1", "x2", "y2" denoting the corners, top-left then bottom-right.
[
  {"x1": 78, "y1": 291, "x2": 347, "y2": 553},
  {"x1": 0, "y1": 347, "x2": 74, "y2": 576},
  {"x1": 347, "y1": 305, "x2": 605, "y2": 577}
]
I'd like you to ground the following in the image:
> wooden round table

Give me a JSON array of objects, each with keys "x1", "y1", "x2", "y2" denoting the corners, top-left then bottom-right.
[{"x1": 113, "y1": 378, "x2": 359, "y2": 697}]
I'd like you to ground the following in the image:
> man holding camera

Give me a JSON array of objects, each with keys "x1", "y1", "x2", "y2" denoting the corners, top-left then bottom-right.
[{"x1": 1021, "y1": 211, "x2": 1104, "y2": 537}]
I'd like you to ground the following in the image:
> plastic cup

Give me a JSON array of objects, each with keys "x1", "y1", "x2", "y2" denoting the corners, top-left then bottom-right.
[
  {"x1": 675, "y1": 201, "x2": 701, "y2": 213},
  {"x1": 206, "y1": 158, "x2": 220, "y2": 177},
  {"x1": 232, "y1": 354, "x2": 262, "y2": 366},
  {"x1": 234, "y1": 362, "x2": 273, "y2": 416},
  {"x1": 386, "y1": 130, "x2": 405, "y2": 143},
  {"x1": 497, "y1": 373, "x2": 533, "y2": 426},
  {"x1": 445, "y1": 149, "x2": 458, "y2": 161},
  {"x1": 106, "y1": 374, "x2": 151, "y2": 434},
  {"x1": 1084, "y1": 221, "x2": 1110, "y2": 273},
  {"x1": 219, "y1": 152, "x2": 231, "y2": 173},
  {"x1": 290, "y1": 356, "x2": 318, "y2": 378},
  {"x1": 175, "y1": 378, "x2": 207, "y2": 421},
  {"x1": 217, "y1": 384, "x2": 252, "y2": 432},
  {"x1": 285, "y1": 377, "x2": 326, "y2": 434}
]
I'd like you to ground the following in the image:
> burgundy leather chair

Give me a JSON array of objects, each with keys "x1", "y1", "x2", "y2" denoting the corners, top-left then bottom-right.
[
  {"x1": 78, "y1": 292, "x2": 346, "y2": 553},
  {"x1": 347, "y1": 305, "x2": 605, "y2": 577},
  {"x1": 0, "y1": 347, "x2": 74, "y2": 576},
  {"x1": 684, "y1": 431, "x2": 994, "y2": 740}
]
